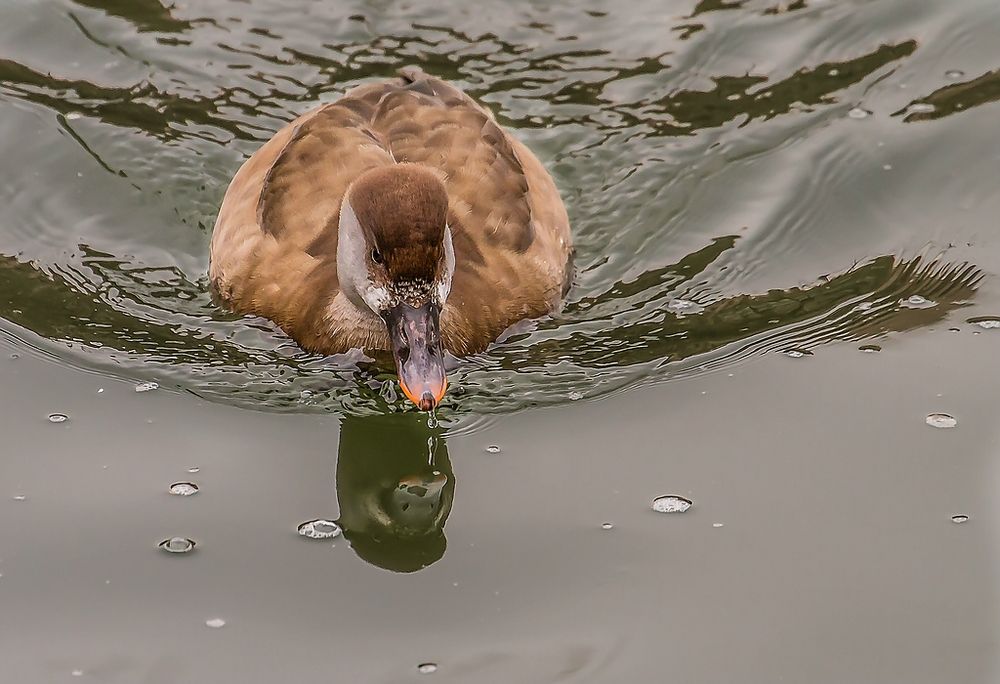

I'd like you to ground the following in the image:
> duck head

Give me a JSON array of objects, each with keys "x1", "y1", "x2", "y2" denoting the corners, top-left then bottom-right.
[{"x1": 337, "y1": 164, "x2": 454, "y2": 411}]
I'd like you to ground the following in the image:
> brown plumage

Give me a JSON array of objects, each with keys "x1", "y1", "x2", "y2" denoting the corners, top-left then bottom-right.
[{"x1": 210, "y1": 67, "x2": 572, "y2": 357}]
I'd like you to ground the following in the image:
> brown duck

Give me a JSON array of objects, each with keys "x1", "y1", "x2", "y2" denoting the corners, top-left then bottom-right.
[{"x1": 210, "y1": 68, "x2": 572, "y2": 411}]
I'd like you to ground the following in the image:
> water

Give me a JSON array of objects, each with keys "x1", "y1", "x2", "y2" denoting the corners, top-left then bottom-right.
[
  {"x1": 417, "y1": 663, "x2": 439, "y2": 675},
  {"x1": 134, "y1": 381, "x2": 159, "y2": 392},
  {"x1": 2, "y1": 0, "x2": 1000, "y2": 681},
  {"x1": 205, "y1": 618, "x2": 226, "y2": 629},
  {"x1": 47, "y1": 413, "x2": 68, "y2": 423}
]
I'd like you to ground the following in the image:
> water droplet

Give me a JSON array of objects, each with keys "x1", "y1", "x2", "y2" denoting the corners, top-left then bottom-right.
[
  {"x1": 847, "y1": 107, "x2": 871, "y2": 119},
  {"x1": 858, "y1": 344, "x2": 882, "y2": 353},
  {"x1": 901, "y1": 294, "x2": 936, "y2": 309},
  {"x1": 568, "y1": 391, "x2": 584, "y2": 401},
  {"x1": 187, "y1": 467, "x2": 200, "y2": 474},
  {"x1": 926, "y1": 413, "x2": 957, "y2": 429},
  {"x1": 601, "y1": 522, "x2": 614, "y2": 530},
  {"x1": 783, "y1": 348, "x2": 812, "y2": 358},
  {"x1": 417, "y1": 663, "x2": 438, "y2": 675},
  {"x1": 168, "y1": 482, "x2": 199, "y2": 496},
  {"x1": 205, "y1": 618, "x2": 226, "y2": 628},
  {"x1": 909, "y1": 102, "x2": 935, "y2": 114},
  {"x1": 968, "y1": 317, "x2": 1000, "y2": 329},
  {"x1": 485, "y1": 444, "x2": 501, "y2": 454},
  {"x1": 159, "y1": 537, "x2": 196, "y2": 554},
  {"x1": 97, "y1": 388, "x2": 104, "y2": 393},
  {"x1": 297, "y1": 519, "x2": 341, "y2": 539},
  {"x1": 48, "y1": 413, "x2": 68, "y2": 423},
  {"x1": 12, "y1": 495, "x2": 26, "y2": 502},
  {"x1": 135, "y1": 381, "x2": 158, "y2": 393},
  {"x1": 712, "y1": 522, "x2": 724, "y2": 528},
  {"x1": 652, "y1": 495, "x2": 692, "y2": 513},
  {"x1": 951, "y1": 514, "x2": 969, "y2": 524},
  {"x1": 945, "y1": 69, "x2": 964, "y2": 80}
]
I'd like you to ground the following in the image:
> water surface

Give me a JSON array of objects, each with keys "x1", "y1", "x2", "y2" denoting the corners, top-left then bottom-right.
[{"x1": 1, "y1": 0, "x2": 1000, "y2": 681}]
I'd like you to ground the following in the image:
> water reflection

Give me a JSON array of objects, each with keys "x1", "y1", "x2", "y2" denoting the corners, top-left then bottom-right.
[{"x1": 336, "y1": 414, "x2": 454, "y2": 573}]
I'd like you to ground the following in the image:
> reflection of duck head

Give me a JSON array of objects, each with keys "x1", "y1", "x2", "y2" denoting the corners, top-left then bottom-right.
[{"x1": 336, "y1": 413, "x2": 454, "y2": 573}]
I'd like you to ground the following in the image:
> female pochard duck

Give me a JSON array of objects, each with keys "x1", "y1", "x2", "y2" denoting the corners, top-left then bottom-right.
[{"x1": 210, "y1": 68, "x2": 572, "y2": 411}]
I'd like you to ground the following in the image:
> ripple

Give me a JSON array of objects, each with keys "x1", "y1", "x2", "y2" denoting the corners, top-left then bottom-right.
[
  {"x1": 858, "y1": 344, "x2": 881, "y2": 353},
  {"x1": 652, "y1": 495, "x2": 692, "y2": 513},
  {"x1": 159, "y1": 537, "x2": 196, "y2": 554},
  {"x1": 925, "y1": 413, "x2": 957, "y2": 429},
  {"x1": 168, "y1": 481, "x2": 199, "y2": 496},
  {"x1": 297, "y1": 519, "x2": 341, "y2": 539}
]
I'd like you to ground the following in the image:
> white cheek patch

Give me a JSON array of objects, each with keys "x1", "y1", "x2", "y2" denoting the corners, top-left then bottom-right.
[
  {"x1": 337, "y1": 196, "x2": 387, "y2": 315},
  {"x1": 436, "y1": 225, "x2": 456, "y2": 304}
]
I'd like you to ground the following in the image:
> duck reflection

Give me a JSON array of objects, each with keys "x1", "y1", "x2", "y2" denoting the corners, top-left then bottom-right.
[{"x1": 335, "y1": 413, "x2": 454, "y2": 573}]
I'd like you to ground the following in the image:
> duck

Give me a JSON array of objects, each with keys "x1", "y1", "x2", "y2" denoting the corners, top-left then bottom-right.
[{"x1": 209, "y1": 67, "x2": 572, "y2": 411}]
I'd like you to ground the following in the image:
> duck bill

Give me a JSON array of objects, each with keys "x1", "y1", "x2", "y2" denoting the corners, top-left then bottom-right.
[{"x1": 384, "y1": 302, "x2": 447, "y2": 411}]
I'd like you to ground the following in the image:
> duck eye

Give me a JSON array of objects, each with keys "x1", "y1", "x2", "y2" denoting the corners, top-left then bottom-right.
[{"x1": 371, "y1": 248, "x2": 383, "y2": 265}]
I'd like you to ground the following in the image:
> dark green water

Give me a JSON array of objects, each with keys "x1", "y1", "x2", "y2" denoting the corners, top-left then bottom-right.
[{"x1": 2, "y1": 0, "x2": 1000, "y2": 681}]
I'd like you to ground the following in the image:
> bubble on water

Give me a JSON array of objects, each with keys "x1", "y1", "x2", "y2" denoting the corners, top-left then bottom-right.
[
  {"x1": 9, "y1": 353, "x2": 19, "y2": 359},
  {"x1": 66, "y1": 112, "x2": 83, "y2": 121},
  {"x1": 297, "y1": 519, "x2": 341, "y2": 539},
  {"x1": 908, "y1": 102, "x2": 935, "y2": 114},
  {"x1": 205, "y1": 618, "x2": 226, "y2": 628},
  {"x1": 858, "y1": 344, "x2": 882, "y2": 353},
  {"x1": 187, "y1": 467, "x2": 200, "y2": 474},
  {"x1": 168, "y1": 482, "x2": 199, "y2": 496},
  {"x1": 828, "y1": 68, "x2": 839, "y2": 76},
  {"x1": 652, "y1": 495, "x2": 692, "y2": 513},
  {"x1": 426, "y1": 412, "x2": 439, "y2": 429},
  {"x1": 951, "y1": 514, "x2": 969, "y2": 524},
  {"x1": 48, "y1": 413, "x2": 68, "y2": 423},
  {"x1": 901, "y1": 295, "x2": 936, "y2": 309},
  {"x1": 926, "y1": 413, "x2": 957, "y2": 429},
  {"x1": 71, "y1": 670, "x2": 83, "y2": 677},
  {"x1": 847, "y1": 107, "x2": 871, "y2": 119},
  {"x1": 485, "y1": 444, "x2": 501, "y2": 454},
  {"x1": 12, "y1": 494, "x2": 26, "y2": 502},
  {"x1": 568, "y1": 391, "x2": 584, "y2": 401},
  {"x1": 968, "y1": 317, "x2": 1000, "y2": 329},
  {"x1": 417, "y1": 663, "x2": 438, "y2": 675},
  {"x1": 783, "y1": 348, "x2": 812, "y2": 358},
  {"x1": 882, "y1": 164, "x2": 893, "y2": 171},
  {"x1": 159, "y1": 537, "x2": 196, "y2": 554},
  {"x1": 945, "y1": 69, "x2": 964, "y2": 80},
  {"x1": 601, "y1": 522, "x2": 614, "y2": 530},
  {"x1": 667, "y1": 298, "x2": 703, "y2": 315},
  {"x1": 135, "y1": 381, "x2": 158, "y2": 393},
  {"x1": 712, "y1": 522, "x2": 724, "y2": 528}
]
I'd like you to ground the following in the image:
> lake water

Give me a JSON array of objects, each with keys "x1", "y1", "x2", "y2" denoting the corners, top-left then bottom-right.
[{"x1": 1, "y1": 0, "x2": 999, "y2": 681}]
